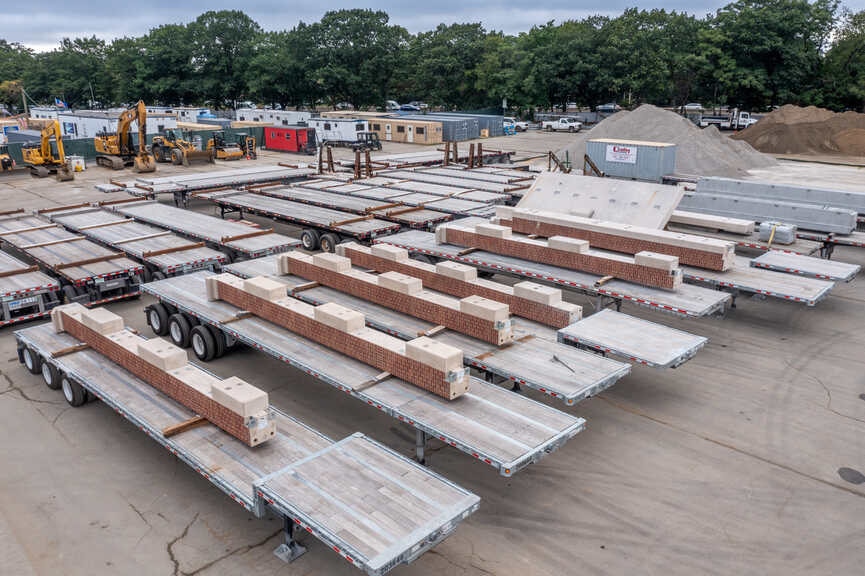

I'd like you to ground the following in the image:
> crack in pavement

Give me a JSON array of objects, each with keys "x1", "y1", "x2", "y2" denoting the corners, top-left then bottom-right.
[
  {"x1": 811, "y1": 374, "x2": 865, "y2": 426},
  {"x1": 183, "y1": 528, "x2": 283, "y2": 575},
  {"x1": 0, "y1": 379, "x2": 64, "y2": 406},
  {"x1": 427, "y1": 548, "x2": 497, "y2": 576},
  {"x1": 167, "y1": 513, "x2": 199, "y2": 576}
]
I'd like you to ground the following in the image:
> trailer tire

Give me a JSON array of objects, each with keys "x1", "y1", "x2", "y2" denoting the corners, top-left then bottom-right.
[
  {"x1": 23, "y1": 347, "x2": 42, "y2": 374},
  {"x1": 61, "y1": 377, "x2": 87, "y2": 407},
  {"x1": 168, "y1": 314, "x2": 192, "y2": 348},
  {"x1": 42, "y1": 362, "x2": 61, "y2": 389},
  {"x1": 300, "y1": 229, "x2": 320, "y2": 251},
  {"x1": 152, "y1": 271, "x2": 166, "y2": 281},
  {"x1": 320, "y1": 233, "x2": 339, "y2": 254},
  {"x1": 212, "y1": 326, "x2": 227, "y2": 358},
  {"x1": 62, "y1": 285, "x2": 77, "y2": 303},
  {"x1": 141, "y1": 268, "x2": 153, "y2": 283},
  {"x1": 147, "y1": 303, "x2": 170, "y2": 336},
  {"x1": 190, "y1": 325, "x2": 216, "y2": 361}
]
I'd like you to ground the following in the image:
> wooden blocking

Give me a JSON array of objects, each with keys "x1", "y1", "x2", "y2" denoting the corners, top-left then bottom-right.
[
  {"x1": 436, "y1": 261, "x2": 477, "y2": 282},
  {"x1": 513, "y1": 281, "x2": 562, "y2": 305},
  {"x1": 371, "y1": 243, "x2": 409, "y2": 262},
  {"x1": 277, "y1": 251, "x2": 314, "y2": 276},
  {"x1": 137, "y1": 337, "x2": 188, "y2": 372},
  {"x1": 435, "y1": 225, "x2": 449, "y2": 244},
  {"x1": 211, "y1": 376, "x2": 268, "y2": 418},
  {"x1": 378, "y1": 271, "x2": 422, "y2": 295},
  {"x1": 459, "y1": 295, "x2": 509, "y2": 322},
  {"x1": 476, "y1": 222, "x2": 511, "y2": 239},
  {"x1": 312, "y1": 252, "x2": 351, "y2": 273},
  {"x1": 106, "y1": 330, "x2": 140, "y2": 354},
  {"x1": 314, "y1": 302, "x2": 366, "y2": 332},
  {"x1": 635, "y1": 251, "x2": 679, "y2": 272},
  {"x1": 51, "y1": 302, "x2": 87, "y2": 333},
  {"x1": 548, "y1": 236, "x2": 589, "y2": 254},
  {"x1": 242, "y1": 276, "x2": 286, "y2": 302},
  {"x1": 80, "y1": 308, "x2": 124, "y2": 335},
  {"x1": 405, "y1": 336, "x2": 463, "y2": 373},
  {"x1": 352, "y1": 327, "x2": 407, "y2": 354}
]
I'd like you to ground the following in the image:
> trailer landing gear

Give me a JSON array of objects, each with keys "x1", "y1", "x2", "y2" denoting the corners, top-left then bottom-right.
[{"x1": 273, "y1": 517, "x2": 307, "y2": 563}]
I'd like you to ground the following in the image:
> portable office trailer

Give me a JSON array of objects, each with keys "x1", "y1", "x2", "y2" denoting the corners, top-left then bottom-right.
[
  {"x1": 235, "y1": 108, "x2": 312, "y2": 125},
  {"x1": 56, "y1": 111, "x2": 177, "y2": 139},
  {"x1": 437, "y1": 112, "x2": 504, "y2": 137},
  {"x1": 368, "y1": 117, "x2": 442, "y2": 145},
  {"x1": 173, "y1": 107, "x2": 211, "y2": 122},
  {"x1": 585, "y1": 139, "x2": 677, "y2": 182},
  {"x1": 399, "y1": 115, "x2": 478, "y2": 141},
  {"x1": 307, "y1": 117, "x2": 369, "y2": 145},
  {"x1": 264, "y1": 126, "x2": 318, "y2": 154},
  {"x1": 319, "y1": 111, "x2": 392, "y2": 119}
]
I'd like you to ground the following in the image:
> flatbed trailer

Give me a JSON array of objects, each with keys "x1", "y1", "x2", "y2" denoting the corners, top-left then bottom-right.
[
  {"x1": 142, "y1": 272, "x2": 585, "y2": 476},
  {"x1": 0, "y1": 214, "x2": 143, "y2": 307},
  {"x1": 666, "y1": 223, "x2": 823, "y2": 256},
  {"x1": 418, "y1": 166, "x2": 536, "y2": 186},
  {"x1": 106, "y1": 199, "x2": 300, "y2": 261},
  {"x1": 558, "y1": 309, "x2": 708, "y2": 368},
  {"x1": 0, "y1": 250, "x2": 61, "y2": 327},
  {"x1": 349, "y1": 149, "x2": 514, "y2": 168},
  {"x1": 108, "y1": 165, "x2": 316, "y2": 207},
  {"x1": 376, "y1": 230, "x2": 731, "y2": 318},
  {"x1": 796, "y1": 230, "x2": 865, "y2": 259},
  {"x1": 380, "y1": 169, "x2": 525, "y2": 196},
  {"x1": 14, "y1": 322, "x2": 479, "y2": 574},
  {"x1": 251, "y1": 185, "x2": 453, "y2": 230},
  {"x1": 298, "y1": 179, "x2": 500, "y2": 216},
  {"x1": 227, "y1": 255, "x2": 632, "y2": 405},
  {"x1": 198, "y1": 190, "x2": 402, "y2": 253},
  {"x1": 750, "y1": 251, "x2": 859, "y2": 282},
  {"x1": 42, "y1": 206, "x2": 226, "y2": 281},
  {"x1": 349, "y1": 176, "x2": 513, "y2": 204}
]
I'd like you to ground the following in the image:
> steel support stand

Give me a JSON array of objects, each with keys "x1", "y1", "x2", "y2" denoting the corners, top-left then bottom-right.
[
  {"x1": 273, "y1": 516, "x2": 307, "y2": 563},
  {"x1": 415, "y1": 429, "x2": 426, "y2": 465}
]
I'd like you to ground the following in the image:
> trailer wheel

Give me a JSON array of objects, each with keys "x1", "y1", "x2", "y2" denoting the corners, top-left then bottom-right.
[
  {"x1": 190, "y1": 325, "x2": 216, "y2": 361},
  {"x1": 152, "y1": 271, "x2": 166, "y2": 281},
  {"x1": 61, "y1": 377, "x2": 87, "y2": 407},
  {"x1": 23, "y1": 347, "x2": 42, "y2": 374},
  {"x1": 212, "y1": 326, "x2": 227, "y2": 358},
  {"x1": 42, "y1": 362, "x2": 61, "y2": 389},
  {"x1": 168, "y1": 313, "x2": 192, "y2": 348},
  {"x1": 141, "y1": 268, "x2": 153, "y2": 283},
  {"x1": 62, "y1": 285, "x2": 77, "y2": 303},
  {"x1": 147, "y1": 303, "x2": 170, "y2": 336},
  {"x1": 319, "y1": 233, "x2": 339, "y2": 253},
  {"x1": 300, "y1": 229, "x2": 320, "y2": 251}
]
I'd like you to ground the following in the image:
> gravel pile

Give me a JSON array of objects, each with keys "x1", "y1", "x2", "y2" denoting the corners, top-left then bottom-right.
[{"x1": 557, "y1": 104, "x2": 776, "y2": 177}]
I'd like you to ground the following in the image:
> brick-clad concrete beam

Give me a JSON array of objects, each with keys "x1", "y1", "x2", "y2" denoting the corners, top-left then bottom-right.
[
  {"x1": 211, "y1": 273, "x2": 469, "y2": 400},
  {"x1": 497, "y1": 207, "x2": 736, "y2": 271},
  {"x1": 337, "y1": 242, "x2": 582, "y2": 328},
  {"x1": 50, "y1": 304, "x2": 275, "y2": 447},
  {"x1": 437, "y1": 221, "x2": 683, "y2": 291},
  {"x1": 277, "y1": 252, "x2": 514, "y2": 346}
]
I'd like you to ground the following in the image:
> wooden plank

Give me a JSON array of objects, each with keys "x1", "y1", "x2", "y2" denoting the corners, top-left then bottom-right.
[
  {"x1": 386, "y1": 206, "x2": 424, "y2": 216},
  {"x1": 162, "y1": 415, "x2": 208, "y2": 438},
  {"x1": 98, "y1": 197, "x2": 144, "y2": 206},
  {"x1": 330, "y1": 214, "x2": 372, "y2": 227},
  {"x1": 114, "y1": 231, "x2": 172, "y2": 245},
  {"x1": 0, "y1": 265, "x2": 39, "y2": 279},
  {"x1": 354, "y1": 371, "x2": 392, "y2": 393},
  {"x1": 54, "y1": 253, "x2": 125, "y2": 271},
  {"x1": 220, "y1": 228, "x2": 274, "y2": 244},
  {"x1": 456, "y1": 247, "x2": 480, "y2": 256},
  {"x1": 78, "y1": 219, "x2": 135, "y2": 231},
  {"x1": 292, "y1": 281, "x2": 320, "y2": 293},
  {"x1": 0, "y1": 209, "x2": 25, "y2": 217},
  {"x1": 222, "y1": 311, "x2": 253, "y2": 324},
  {"x1": 0, "y1": 223, "x2": 59, "y2": 237},
  {"x1": 142, "y1": 242, "x2": 205, "y2": 258},
  {"x1": 51, "y1": 343, "x2": 90, "y2": 358},
  {"x1": 20, "y1": 236, "x2": 86, "y2": 250},
  {"x1": 37, "y1": 203, "x2": 92, "y2": 214},
  {"x1": 366, "y1": 202, "x2": 404, "y2": 213}
]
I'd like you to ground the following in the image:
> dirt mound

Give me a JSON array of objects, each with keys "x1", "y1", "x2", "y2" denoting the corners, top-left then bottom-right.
[
  {"x1": 733, "y1": 105, "x2": 865, "y2": 157},
  {"x1": 557, "y1": 104, "x2": 776, "y2": 178}
]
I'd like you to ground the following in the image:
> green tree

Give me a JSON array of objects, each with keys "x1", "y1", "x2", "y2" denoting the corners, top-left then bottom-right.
[
  {"x1": 247, "y1": 25, "x2": 321, "y2": 109},
  {"x1": 822, "y1": 9, "x2": 865, "y2": 111},
  {"x1": 137, "y1": 24, "x2": 197, "y2": 105},
  {"x1": 0, "y1": 40, "x2": 33, "y2": 111}
]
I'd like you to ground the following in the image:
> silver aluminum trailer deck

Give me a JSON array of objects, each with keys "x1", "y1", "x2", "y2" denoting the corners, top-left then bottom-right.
[
  {"x1": 418, "y1": 166, "x2": 535, "y2": 185},
  {"x1": 796, "y1": 230, "x2": 865, "y2": 258},
  {"x1": 0, "y1": 214, "x2": 142, "y2": 306},
  {"x1": 377, "y1": 230, "x2": 731, "y2": 318},
  {"x1": 198, "y1": 190, "x2": 402, "y2": 242},
  {"x1": 750, "y1": 251, "x2": 859, "y2": 282},
  {"x1": 665, "y1": 223, "x2": 823, "y2": 256},
  {"x1": 143, "y1": 272, "x2": 585, "y2": 476},
  {"x1": 557, "y1": 309, "x2": 708, "y2": 368},
  {"x1": 0, "y1": 250, "x2": 61, "y2": 327},
  {"x1": 14, "y1": 322, "x2": 479, "y2": 575},
  {"x1": 380, "y1": 170, "x2": 517, "y2": 194},
  {"x1": 43, "y1": 206, "x2": 226, "y2": 279},
  {"x1": 349, "y1": 176, "x2": 513, "y2": 204},
  {"x1": 681, "y1": 255, "x2": 835, "y2": 307},
  {"x1": 352, "y1": 149, "x2": 514, "y2": 168},
  {"x1": 253, "y1": 185, "x2": 453, "y2": 229},
  {"x1": 227, "y1": 255, "x2": 631, "y2": 405},
  {"x1": 109, "y1": 200, "x2": 300, "y2": 260}
]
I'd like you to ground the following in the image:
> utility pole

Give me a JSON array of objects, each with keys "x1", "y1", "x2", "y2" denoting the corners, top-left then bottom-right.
[{"x1": 89, "y1": 82, "x2": 95, "y2": 109}]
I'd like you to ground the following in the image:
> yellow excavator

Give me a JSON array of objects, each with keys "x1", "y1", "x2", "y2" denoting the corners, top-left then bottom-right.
[
  {"x1": 0, "y1": 144, "x2": 14, "y2": 173},
  {"x1": 151, "y1": 129, "x2": 215, "y2": 166},
  {"x1": 21, "y1": 120, "x2": 73, "y2": 181},
  {"x1": 94, "y1": 100, "x2": 156, "y2": 172}
]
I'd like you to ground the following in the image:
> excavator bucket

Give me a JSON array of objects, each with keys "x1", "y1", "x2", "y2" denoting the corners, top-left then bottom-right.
[
  {"x1": 133, "y1": 154, "x2": 157, "y2": 173},
  {"x1": 184, "y1": 148, "x2": 216, "y2": 165}
]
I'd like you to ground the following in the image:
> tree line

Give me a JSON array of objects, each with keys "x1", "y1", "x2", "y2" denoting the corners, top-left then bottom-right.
[{"x1": 1, "y1": 1, "x2": 864, "y2": 116}]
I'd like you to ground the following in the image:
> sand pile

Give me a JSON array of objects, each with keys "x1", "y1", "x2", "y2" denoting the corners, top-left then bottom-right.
[
  {"x1": 557, "y1": 104, "x2": 776, "y2": 178},
  {"x1": 733, "y1": 105, "x2": 865, "y2": 157}
]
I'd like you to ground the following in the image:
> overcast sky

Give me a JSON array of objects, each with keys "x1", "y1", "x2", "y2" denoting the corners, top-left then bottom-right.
[{"x1": 3, "y1": 0, "x2": 864, "y2": 51}]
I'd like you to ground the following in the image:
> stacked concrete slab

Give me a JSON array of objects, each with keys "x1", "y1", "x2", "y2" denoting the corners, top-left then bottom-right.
[
  {"x1": 699, "y1": 177, "x2": 865, "y2": 215},
  {"x1": 207, "y1": 273, "x2": 470, "y2": 399},
  {"x1": 668, "y1": 210, "x2": 756, "y2": 235},
  {"x1": 337, "y1": 242, "x2": 582, "y2": 328},
  {"x1": 276, "y1": 251, "x2": 515, "y2": 346},
  {"x1": 435, "y1": 219, "x2": 683, "y2": 291},
  {"x1": 50, "y1": 303, "x2": 275, "y2": 447},
  {"x1": 497, "y1": 206, "x2": 736, "y2": 271}
]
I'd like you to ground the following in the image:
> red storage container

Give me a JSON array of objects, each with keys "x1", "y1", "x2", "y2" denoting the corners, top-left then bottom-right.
[{"x1": 264, "y1": 126, "x2": 318, "y2": 154}]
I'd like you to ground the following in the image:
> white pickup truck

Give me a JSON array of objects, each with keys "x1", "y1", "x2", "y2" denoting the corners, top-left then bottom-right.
[{"x1": 542, "y1": 117, "x2": 582, "y2": 132}]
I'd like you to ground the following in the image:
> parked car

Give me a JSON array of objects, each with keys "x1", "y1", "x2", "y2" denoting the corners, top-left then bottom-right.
[
  {"x1": 504, "y1": 117, "x2": 529, "y2": 132},
  {"x1": 335, "y1": 102, "x2": 353, "y2": 110},
  {"x1": 399, "y1": 104, "x2": 421, "y2": 112},
  {"x1": 409, "y1": 101, "x2": 428, "y2": 110},
  {"x1": 386, "y1": 100, "x2": 400, "y2": 111},
  {"x1": 541, "y1": 117, "x2": 583, "y2": 132}
]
